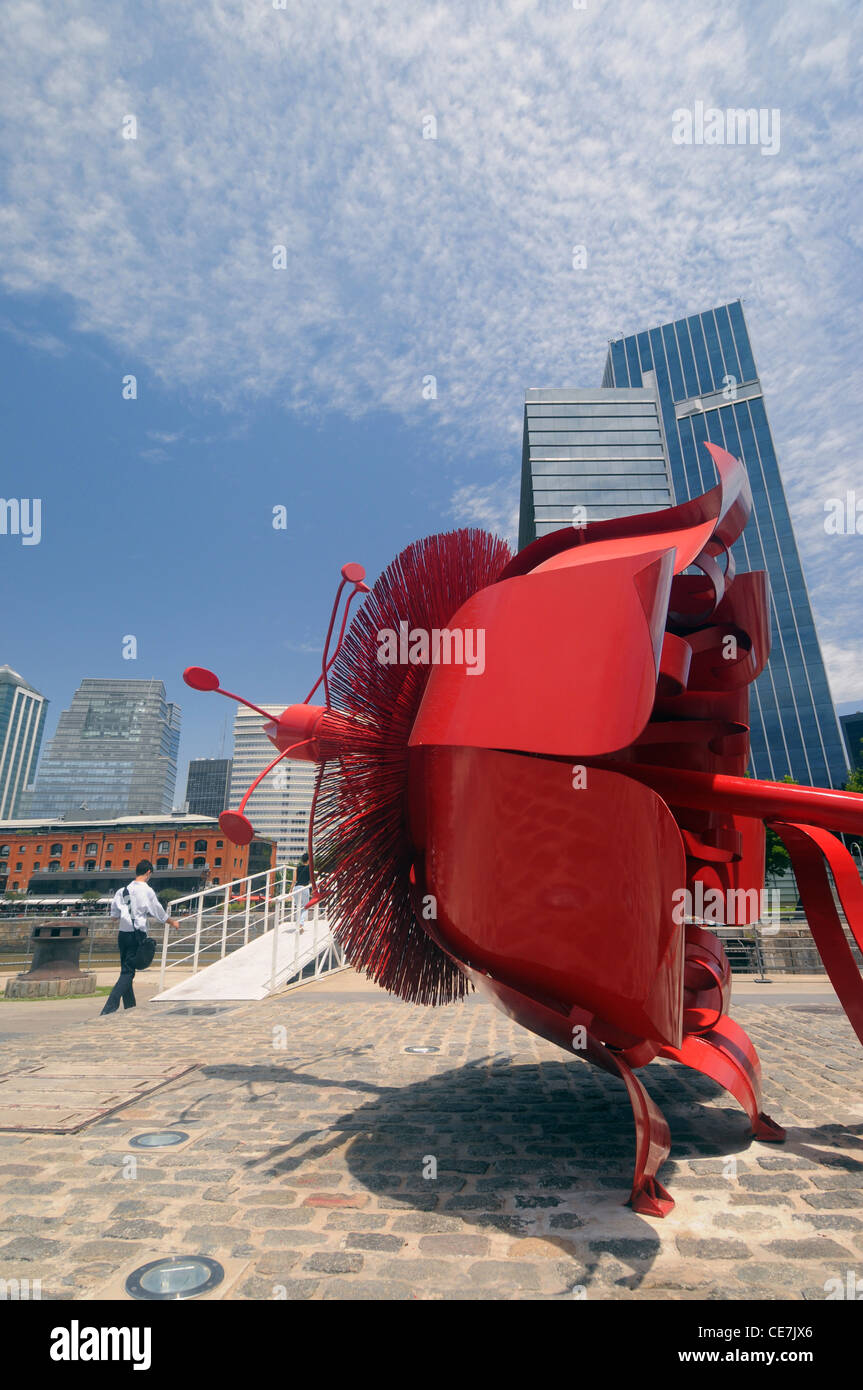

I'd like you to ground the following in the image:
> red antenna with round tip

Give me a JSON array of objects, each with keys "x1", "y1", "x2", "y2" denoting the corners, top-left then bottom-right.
[
  {"x1": 303, "y1": 563, "x2": 369, "y2": 707},
  {"x1": 185, "y1": 564, "x2": 370, "y2": 857}
]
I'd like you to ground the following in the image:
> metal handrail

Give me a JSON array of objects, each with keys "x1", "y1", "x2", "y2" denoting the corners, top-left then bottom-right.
[{"x1": 156, "y1": 863, "x2": 334, "y2": 994}]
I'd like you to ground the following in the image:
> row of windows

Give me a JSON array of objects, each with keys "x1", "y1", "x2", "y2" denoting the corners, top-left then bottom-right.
[
  {"x1": 0, "y1": 838, "x2": 222, "y2": 856},
  {"x1": 527, "y1": 434, "x2": 664, "y2": 450},
  {"x1": 534, "y1": 489, "x2": 672, "y2": 506},
  {"x1": 530, "y1": 459, "x2": 670, "y2": 478},
  {"x1": 0, "y1": 854, "x2": 218, "y2": 875},
  {"x1": 526, "y1": 402, "x2": 658, "y2": 417}
]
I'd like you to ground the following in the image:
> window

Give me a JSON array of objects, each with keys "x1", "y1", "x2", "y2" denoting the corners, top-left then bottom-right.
[
  {"x1": 214, "y1": 857, "x2": 222, "y2": 867},
  {"x1": 156, "y1": 858, "x2": 169, "y2": 870},
  {"x1": 123, "y1": 860, "x2": 130, "y2": 868},
  {"x1": 216, "y1": 840, "x2": 223, "y2": 848},
  {"x1": 106, "y1": 842, "x2": 114, "y2": 850},
  {"x1": 84, "y1": 861, "x2": 96, "y2": 871},
  {"x1": 15, "y1": 863, "x2": 22, "y2": 871},
  {"x1": 36, "y1": 845, "x2": 43, "y2": 852},
  {"x1": 104, "y1": 860, "x2": 112, "y2": 868},
  {"x1": 193, "y1": 857, "x2": 206, "y2": 868},
  {"x1": 48, "y1": 861, "x2": 61, "y2": 872},
  {"x1": 158, "y1": 841, "x2": 170, "y2": 853},
  {"x1": 142, "y1": 842, "x2": 150, "y2": 850},
  {"x1": 213, "y1": 878, "x2": 220, "y2": 885},
  {"x1": 194, "y1": 839, "x2": 207, "y2": 853},
  {"x1": 34, "y1": 862, "x2": 41, "y2": 870},
  {"x1": 85, "y1": 842, "x2": 98, "y2": 855},
  {"x1": 178, "y1": 858, "x2": 184, "y2": 866},
  {"x1": 18, "y1": 845, "x2": 25, "y2": 852},
  {"x1": 68, "y1": 863, "x2": 75, "y2": 869},
  {"x1": 179, "y1": 841, "x2": 186, "y2": 849},
  {"x1": 50, "y1": 843, "x2": 63, "y2": 855},
  {"x1": 12, "y1": 882, "x2": 18, "y2": 890},
  {"x1": 0, "y1": 846, "x2": 9, "y2": 857},
  {"x1": 125, "y1": 842, "x2": 132, "y2": 850},
  {"x1": 71, "y1": 844, "x2": 78, "y2": 850}
]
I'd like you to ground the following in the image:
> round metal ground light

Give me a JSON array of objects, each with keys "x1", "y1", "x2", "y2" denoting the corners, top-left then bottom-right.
[
  {"x1": 128, "y1": 1131, "x2": 189, "y2": 1149},
  {"x1": 126, "y1": 1256, "x2": 224, "y2": 1301},
  {"x1": 404, "y1": 1046, "x2": 439, "y2": 1054}
]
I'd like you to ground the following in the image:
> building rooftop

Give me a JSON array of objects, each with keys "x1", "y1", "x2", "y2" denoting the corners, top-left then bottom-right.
[
  {"x1": 0, "y1": 664, "x2": 42, "y2": 693},
  {"x1": 0, "y1": 813, "x2": 221, "y2": 830}
]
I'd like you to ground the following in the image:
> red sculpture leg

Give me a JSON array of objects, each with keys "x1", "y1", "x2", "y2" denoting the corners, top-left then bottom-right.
[
  {"x1": 599, "y1": 1045, "x2": 675, "y2": 1217},
  {"x1": 659, "y1": 1014, "x2": 785, "y2": 1142},
  {"x1": 768, "y1": 821, "x2": 863, "y2": 1048}
]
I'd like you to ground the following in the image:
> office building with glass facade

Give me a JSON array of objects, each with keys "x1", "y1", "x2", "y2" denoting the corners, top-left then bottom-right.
[
  {"x1": 185, "y1": 758, "x2": 232, "y2": 818},
  {"x1": 228, "y1": 706, "x2": 316, "y2": 864},
  {"x1": 27, "y1": 678, "x2": 181, "y2": 819},
  {"x1": 519, "y1": 301, "x2": 848, "y2": 788},
  {"x1": 0, "y1": 666, "x2": 47, "y2": 821},
  {"x1": 841, "y1": 712, "x2": 863, "y2": 773},
  {"x1": 519, "y1": 376, "x2": 674, "y2": 548}
]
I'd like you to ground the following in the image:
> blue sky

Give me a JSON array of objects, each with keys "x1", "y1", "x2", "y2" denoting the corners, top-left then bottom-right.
[{"x1": 1, "y1": 0, "x2": 861, "y2": 800}]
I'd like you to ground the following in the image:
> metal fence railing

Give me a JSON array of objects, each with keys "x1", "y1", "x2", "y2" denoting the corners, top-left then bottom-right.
[{"x1": 155, "y1": 865, "x2": 347, "y2": 996}]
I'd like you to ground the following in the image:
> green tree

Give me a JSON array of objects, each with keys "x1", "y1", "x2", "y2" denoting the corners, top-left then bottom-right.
[
  {"x1": 157, "y1": 887, "x2": 183, "y2": 909},
  {"x1": 764, "y1": 829, "x2": 790, "y2": 887},
  {"x1": 844, "y1": 766, "x2": 863, "y2": 794}
]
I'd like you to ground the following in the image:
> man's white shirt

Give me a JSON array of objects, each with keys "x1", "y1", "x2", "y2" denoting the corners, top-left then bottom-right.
[{"x1": 110, "y1": 881, "x2": 168, "y2": 935}]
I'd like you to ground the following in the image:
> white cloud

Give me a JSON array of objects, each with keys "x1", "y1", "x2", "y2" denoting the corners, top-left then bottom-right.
[{"x1": 0, "y1": 0, "x2": 860, "y2": 693}]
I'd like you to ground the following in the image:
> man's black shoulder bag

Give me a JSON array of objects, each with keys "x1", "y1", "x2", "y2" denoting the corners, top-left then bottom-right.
[{"x1": 123, "y1": 887, "x2": 157, "y2": 970}]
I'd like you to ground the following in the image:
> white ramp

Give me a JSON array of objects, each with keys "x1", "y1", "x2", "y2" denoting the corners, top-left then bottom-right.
[{"x1": 153, "y1": 920, "x2": 336, "y2": 1002}]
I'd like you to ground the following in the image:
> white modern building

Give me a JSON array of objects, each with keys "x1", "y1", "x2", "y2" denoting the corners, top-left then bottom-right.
[
  {"x1": 0, "y1": 665, "x2": 48, "y2": 821},
  {"x1": 228, "y1": 705, "x2": 317, "y2": 865}
]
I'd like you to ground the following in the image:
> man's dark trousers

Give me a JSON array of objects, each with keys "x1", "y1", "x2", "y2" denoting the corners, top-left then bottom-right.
[{"x1": 100, "y1": 929, "x2": 146, "y2": 1015}]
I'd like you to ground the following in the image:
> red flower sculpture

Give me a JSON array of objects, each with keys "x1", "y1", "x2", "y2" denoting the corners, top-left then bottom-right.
[{"x1": 185, "y1": 443, "x2": 863, "y2": 1216}]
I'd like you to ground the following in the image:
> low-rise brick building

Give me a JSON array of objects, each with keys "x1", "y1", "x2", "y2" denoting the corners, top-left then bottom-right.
[{"x1": 0, "y1": 813, "x2": 275, "y2": 898}]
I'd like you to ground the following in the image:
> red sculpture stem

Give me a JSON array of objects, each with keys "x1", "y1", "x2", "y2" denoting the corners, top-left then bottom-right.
[
  {"x1": 303, "y1": 578, "x2": 348, "y2": 707},
  {"x1": 238, "y1": 739, "x2": 314, "y2": 815},
  {"x1": 305, "y1": 582, "x2": 364, "y2": 709},
  {"x1": 306, "y1": 761, "x2": 326, "y2": 901},
  {"x1": 215, "y1": 687, "x2": 281, "y2": 723},
  {"x1": 604, "y1": 762, "x2": 863, "y2": 836}
]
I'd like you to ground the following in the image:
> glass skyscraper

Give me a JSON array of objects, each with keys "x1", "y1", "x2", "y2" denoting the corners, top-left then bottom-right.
[
  {"x1": 27, "y1": 678, "x2": 181, "y2": 819},
  {"x1": 519, "y1": 301, "x2": 848, "y2": 789},
  {"x1": 602, "y1": 302, "x2": 847, "y2": 789},
  {"x1": 0, "y1": 665, "x2": 47, "y2": 820}
]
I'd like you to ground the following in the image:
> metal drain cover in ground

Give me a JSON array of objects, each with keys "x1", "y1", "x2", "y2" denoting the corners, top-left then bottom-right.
[{"x1": 126, "y1": 1255, "x2": 224, "y2": 1300}]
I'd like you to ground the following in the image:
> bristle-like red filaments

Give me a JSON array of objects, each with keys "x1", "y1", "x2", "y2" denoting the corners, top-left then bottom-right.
[{"x1": 314, "y1": 528, "x2": 512, "y2": 1006}]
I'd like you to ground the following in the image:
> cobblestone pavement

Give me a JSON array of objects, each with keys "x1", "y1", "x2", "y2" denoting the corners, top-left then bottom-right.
[{"x1": 0, "y1": 975, "x2": 861, "y2": 1301}]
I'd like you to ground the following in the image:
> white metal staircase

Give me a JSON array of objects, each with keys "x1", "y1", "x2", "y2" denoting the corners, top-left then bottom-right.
[{"x1": 151, "y1": 866, "x2": 347, "y2": 1002}]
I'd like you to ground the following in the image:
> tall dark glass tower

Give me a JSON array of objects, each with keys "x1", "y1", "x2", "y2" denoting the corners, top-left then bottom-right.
[
  {"x1": 602, "y1": 301, "x2": 848, "y2": 789},
  {"x1": 185, "y1": 758, "x2": 232, "y2": 818}
]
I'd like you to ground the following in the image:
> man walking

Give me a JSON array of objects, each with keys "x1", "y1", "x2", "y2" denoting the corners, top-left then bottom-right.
[{"x1": 100, "y1": 859, "x2": 179, "y2": 1015}]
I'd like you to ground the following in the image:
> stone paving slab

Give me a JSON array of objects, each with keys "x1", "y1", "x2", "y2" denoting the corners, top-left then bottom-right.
[
  {"x1": 0, "y1": 1062, "x2": 200, "y2": 1133},
  {"x1": 0, "y1": 976, "x2": 860, "y2": 1300}
]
